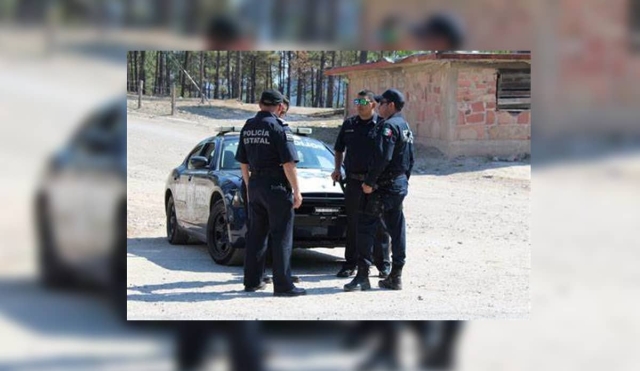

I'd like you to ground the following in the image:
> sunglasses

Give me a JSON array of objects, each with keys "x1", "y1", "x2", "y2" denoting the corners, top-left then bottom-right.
[{"x1": 353, "y1": 98, "x2": 371, "y2": 106}]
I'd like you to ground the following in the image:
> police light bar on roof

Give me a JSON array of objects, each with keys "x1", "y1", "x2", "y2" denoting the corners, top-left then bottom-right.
[
  {"x1": 219, "y1": 126, "x2": 242, "y2": 134},
  {"x1": 219, "y1": 126, "x2": 313, "y2": 135},
  {"x1": 293, "y1": 128, "x2": 313, "y2": 135}
]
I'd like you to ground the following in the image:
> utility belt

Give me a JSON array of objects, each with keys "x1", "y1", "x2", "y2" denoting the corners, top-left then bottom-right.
[
  {"x1": 347, "y1": 172, "x2": 366, "y2": 181},
  {"x1": 251, "y1": 167, "x2": 285, "y2": 177}
]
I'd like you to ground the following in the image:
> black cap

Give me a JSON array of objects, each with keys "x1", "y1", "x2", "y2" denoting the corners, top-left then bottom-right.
[
  {"x1": 259, "y1": 89, "x2": 284, "y2": 106},
  {"x1": 380, "y1": 89, "x2": 405, "y2": 110},
  {"x1": 373, "y1": 95, "x2": 384, "y2": 103}
]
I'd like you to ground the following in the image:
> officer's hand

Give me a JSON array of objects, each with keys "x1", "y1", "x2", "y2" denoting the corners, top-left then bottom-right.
[
  {"x1": 362, "y1": 184, "x2": 374, "y2": 194},
  {"x1": 293, "y1": 191, "x2": 303, "y2": 209},
  {"x1": 331, "y1": 170, "x2": 341, "y2": 182}
]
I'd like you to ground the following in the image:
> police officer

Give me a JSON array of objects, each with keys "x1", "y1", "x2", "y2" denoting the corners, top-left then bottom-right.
[
  {"x1": 344, "y1": 88, "x2": 414, "y2": 291},
  {"x1": 235, "y1": 89, "x2": 306, "y2": 297},
  {"x1": 260, "y1": 97, "x2": 301, "y2": 285},
  {"x1": 332, "y1": 90, "x2": 391, "y2": 279}
]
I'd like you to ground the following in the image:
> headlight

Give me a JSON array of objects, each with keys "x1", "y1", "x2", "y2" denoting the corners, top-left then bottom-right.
[{"x1": 232, "y1": 190, "x2": 244, "y2": 207}]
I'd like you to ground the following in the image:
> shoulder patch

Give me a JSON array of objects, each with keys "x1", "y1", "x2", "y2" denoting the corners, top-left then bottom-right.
[
  {"x1": 383, "y1": 127, "x2": 393, "y2": 137},
  {"x1": 285, "y1": 132, "x2": 294, "y2": 142}
]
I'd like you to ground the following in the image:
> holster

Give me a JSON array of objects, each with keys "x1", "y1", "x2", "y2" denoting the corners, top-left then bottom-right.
[{"x1": 361, "y1": 191, "x2": 384, "y2": 216}]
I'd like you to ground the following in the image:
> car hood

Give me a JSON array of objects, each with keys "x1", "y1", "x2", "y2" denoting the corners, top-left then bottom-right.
[{"x1": 222, "y1": 168, "x2": 343, "y2": 194}]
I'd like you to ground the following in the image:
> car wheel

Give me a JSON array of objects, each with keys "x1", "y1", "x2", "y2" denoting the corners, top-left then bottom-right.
[
  {"x1": 167, "y1": 196, "x2": 189, "y2": 244},
  {"x1": 36, "y1": 197, "x2": 75, "y2": 288},
  {"x1": 207, "y1": 199, "x2": 244, "y2": 266}
]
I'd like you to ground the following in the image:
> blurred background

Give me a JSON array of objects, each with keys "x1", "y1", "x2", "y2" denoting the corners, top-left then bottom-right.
[{"x1": 1, "y1": 0, "x2": 639, "y2": 370}]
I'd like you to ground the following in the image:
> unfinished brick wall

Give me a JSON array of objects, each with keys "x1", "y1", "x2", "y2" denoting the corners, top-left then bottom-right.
[
  {"x1": 345, "y1": 65, "x2": 450, "y2": 145},
  {"x1": 343, "y1": 62, "x2": 531, "y2": 157},
  {"x1": 455, "y1": 67, "x2": 531, "y2": 142}
]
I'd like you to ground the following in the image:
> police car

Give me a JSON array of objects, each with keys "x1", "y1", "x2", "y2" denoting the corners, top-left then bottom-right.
[
  {"x1": 35, "y1": 99, "x2": 126, "y2": 307},
  {"x1": 165, "y1": 127, "x2": 347, "y2": 265}
]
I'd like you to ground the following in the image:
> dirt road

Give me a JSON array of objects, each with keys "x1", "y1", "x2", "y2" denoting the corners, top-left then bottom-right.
[{"x1": 126, "y1": 101, "x2": 530, "y2": 320}]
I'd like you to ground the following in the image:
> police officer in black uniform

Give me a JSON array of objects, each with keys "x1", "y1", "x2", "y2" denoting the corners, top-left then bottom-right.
[
  {"x1": 235, "y1": 89, "x2": 306, "y2": 297},
  {"x1": 332, "y1": 90, "x2": 391, "y2": 279},
  {"x1": 260, "y1": 97, "x2": 301, "y2": 285},
  {"x1": 344, "y1": 88, "x2": 414, "y2": 291}
]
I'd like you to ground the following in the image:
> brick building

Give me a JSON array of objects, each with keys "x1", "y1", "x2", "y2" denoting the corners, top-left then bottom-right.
[{"x1": 325, "y1": 52, "x2": 531, "y2": 158}]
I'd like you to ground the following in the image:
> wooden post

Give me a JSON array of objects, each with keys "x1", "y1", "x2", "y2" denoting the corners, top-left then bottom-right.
[
  {"x1": 138, "y1": 80, "x2": 143, "y2": 109},
  {"x1": 171, "y1": 82, "x2": 176, "y2": 116}
]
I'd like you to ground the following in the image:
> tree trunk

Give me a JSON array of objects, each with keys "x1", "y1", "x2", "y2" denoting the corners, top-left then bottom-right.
[
  {"x1": 235, "y1": 52, "x2": 243, "y2": 100},
  {"x1": 296, "y1": 52, "x2": 302, "y2": 106},
  {"x1": 140, "y1": 51, "x2": 147, "y2": 95},
  {"x1": 157, "y1": 51, "x2": 163, "y2": 95},
  {"x1": 163, "y1": 52, "x2": 172, "y2": 94},
  {"x1": 199, "y1": 51, "x2": 204, "y2": 102},
  {"x1": 336, "y1": 76, "x2": 342, "y2": 107},
  {"x1": 181, "y1": 51, "x2": 189, "y2": 97},
  {"x1": 215, "y1": 51, "x2": 220, "y2": 99},
  {"x1": 226, "y1": 52, "x2": 231, "y2": 99},
  {"x1": 252, "y1": 55, "x2": 257, "y2": 103},
  {"x1": 316, "y1": 51, "x2": 325, "y2": 107},
  {"x1": 127, "y1": 52, "x2": 131, "y2": 92},
  {"x1": 326, "y1": 51, "x2": 335, "y2": 107},
  {"x1": 359, "y1": 50, "x2": 368, "y2": 64},
  {"x1": 278, "y1": 52, "x2": 283, "y2": 93},
  {"x1": 154, "y1": 51, "x2": 159, "y2": 95},
  {"x1": 286, "y1": 51, "x2": 292, "y2": 98},
  {"x1": 310, "y1": 67, "x2": 315, "y2": 107},
  {"x1": 133, "y1": 51, "x2": 138, "y2": 92}
]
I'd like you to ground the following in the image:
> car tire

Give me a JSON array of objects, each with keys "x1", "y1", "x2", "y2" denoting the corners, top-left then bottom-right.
[
  {"x1": 167, "y1": 196, "x2": 189, "y2": 244},
  {"x1": 36, "y1": 197, "x2": 76, "y2": 288},
  {"x1": 207, "y1": 199, "x2": 244, "y2": 266}
]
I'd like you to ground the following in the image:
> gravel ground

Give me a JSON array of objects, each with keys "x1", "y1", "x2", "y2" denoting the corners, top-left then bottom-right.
[{"x1": 126, "y1": 98, "x2": 530, "y2": 320}]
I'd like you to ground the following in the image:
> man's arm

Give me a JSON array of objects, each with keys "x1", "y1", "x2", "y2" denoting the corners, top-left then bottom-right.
[
  {"x1": 240, "y1": 163, "x2": 250, "y2": 187},
  {"x1": 282, "y1": 161, "x2": 302, "y2": 209},
  {"x1": 331, "y1": 151, "x2": 344, "y2": 182},
  {"x1": 364, "y1": 124, "x2": 396, "y2": 188}
]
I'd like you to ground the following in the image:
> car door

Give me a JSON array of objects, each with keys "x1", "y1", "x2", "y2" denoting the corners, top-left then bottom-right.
[
  {"x1": 175, "y1": 144, "x2": 203, "y2": 228},
  {"x1": 190, "y1": 141, "x2": 217, "y2": 238}
]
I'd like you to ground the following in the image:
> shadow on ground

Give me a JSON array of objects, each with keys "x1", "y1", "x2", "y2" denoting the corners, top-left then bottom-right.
[
  {"x1": 127, "y1": 237, "x2": 345, "y2": 303},
  {"x1": 412, "y1": 145, "x2": 530, "y2": 177}
]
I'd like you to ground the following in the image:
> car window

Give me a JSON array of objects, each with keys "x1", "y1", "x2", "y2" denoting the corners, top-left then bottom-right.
[
  {"x1": 201, "y1": 142, "x2": 216, "y2": 164},
  {"x1": 219, "y1": 137, "x2": 334, "y2": 171},
  {"x1": 186, "y1": 144, "x2": 204, "y2": 170},
  {"x1": 220, "y1": 139, "x2": 241, "y2": 170},
  {"x1": 294, "y1": 138, "x2": 335, "y2": 170}
]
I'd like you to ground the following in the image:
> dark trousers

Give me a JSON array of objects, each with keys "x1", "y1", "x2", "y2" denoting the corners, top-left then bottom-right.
[
  {"x1": 356, "y1": 176, "x2": 408, "y2": 269},
  {"x1": 244, "y1": 175, "x2": 295, "y2": 293},
  {"x1": 343, "y1": 179, "x2": 391, "y2": 271}
]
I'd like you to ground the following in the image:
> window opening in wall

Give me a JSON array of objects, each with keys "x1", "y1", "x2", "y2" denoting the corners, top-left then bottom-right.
[{"x1": 496, "y1": 68, "x2": 531, "y2": 112}]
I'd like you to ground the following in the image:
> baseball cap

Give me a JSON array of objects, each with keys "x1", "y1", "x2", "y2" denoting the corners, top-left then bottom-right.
[
  {"x1": 259, "y1": 89, "x2": 284, "y2": 106},
  {"x1": 380, "y1": 89, "x2": 405, "y2": 109},
  {"x1": 373, "y1": 95, "x2": 384, "y2": 103}
]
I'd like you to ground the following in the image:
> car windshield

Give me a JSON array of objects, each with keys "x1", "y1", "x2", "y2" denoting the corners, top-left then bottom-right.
[{"x1": 220, "y1": 136, "x2": 334, "y2": 171}]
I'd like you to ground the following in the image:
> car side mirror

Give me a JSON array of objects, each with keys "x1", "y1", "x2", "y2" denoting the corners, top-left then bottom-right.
[{"x1": 190, "y1": 156, "x2": 209, "y2": 169}]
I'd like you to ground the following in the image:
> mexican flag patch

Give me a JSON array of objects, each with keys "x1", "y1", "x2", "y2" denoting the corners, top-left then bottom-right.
[{"x1": 383, "y1": 127, "x2": 393, "y2": 137}]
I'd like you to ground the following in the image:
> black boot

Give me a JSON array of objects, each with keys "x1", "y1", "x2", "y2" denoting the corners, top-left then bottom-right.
[
  {"x1": 344, "y1": 267, "x2": 371, "y2": 291},
  {"x1": 379, "y1": 264, "x2": 403, "y2": 290}
]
